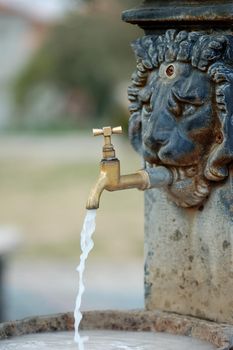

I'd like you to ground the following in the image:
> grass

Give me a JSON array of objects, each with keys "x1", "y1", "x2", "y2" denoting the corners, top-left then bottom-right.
[{"x1": 0, "y1": 135, "x2": 144, "y2": 262}]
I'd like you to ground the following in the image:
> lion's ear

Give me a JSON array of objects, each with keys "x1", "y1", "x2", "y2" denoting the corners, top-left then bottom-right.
[
  {"x1": 128, "y1": 36, "x2": 156, "y2": 154},
  {"x1": 128, "y1": 111, "x2": 142, "y2": 154},
  {"x1": 205, "y1": 63, "x2": 233, "y2": 181}
]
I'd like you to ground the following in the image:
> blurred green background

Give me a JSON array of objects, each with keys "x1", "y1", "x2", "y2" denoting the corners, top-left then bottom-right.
[
  {"x1": 9, "y1": 0, "x2": 141, "y2": 132},
  {"x1": 0, "y1": 0, "x2": 145, "y2": 322}
]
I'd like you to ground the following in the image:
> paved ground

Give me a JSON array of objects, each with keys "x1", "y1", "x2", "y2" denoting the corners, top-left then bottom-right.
[
  {"x1": 0, "y1": 133, "x2": 136, "y2": 164},
  {"x1": 4, "y1": 258, "x2": 144, "y2": 321},
  {"x1": 0, "y1": 134, "x2": 98, "y2": 162}
]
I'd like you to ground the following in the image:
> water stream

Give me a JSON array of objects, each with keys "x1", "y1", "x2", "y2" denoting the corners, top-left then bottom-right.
[{"x1": 74, "y1": 209, "x2": 97, "y2": 349}]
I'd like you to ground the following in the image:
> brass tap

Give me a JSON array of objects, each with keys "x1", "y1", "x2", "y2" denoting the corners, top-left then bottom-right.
[{"x1": 86, "y1": 126, "x2": 173, "y2": 209}]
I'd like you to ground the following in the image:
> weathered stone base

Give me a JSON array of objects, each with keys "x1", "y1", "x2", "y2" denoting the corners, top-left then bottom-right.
[
  {"x1": 145, "y1": 168, "x2": 233, "y2": 325},
  {"x1": 0, "y1": 310, "x2": 233, "y2": 349}
]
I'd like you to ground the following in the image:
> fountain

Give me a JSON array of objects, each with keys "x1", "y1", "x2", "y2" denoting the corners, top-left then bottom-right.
[{"x1": 1, "y1": 0, "x2": 233, "y2": 349}]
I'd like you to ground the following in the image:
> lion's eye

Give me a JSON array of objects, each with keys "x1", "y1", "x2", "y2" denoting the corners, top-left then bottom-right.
[{"x1": 166, "y1": 65, "x2": 175, "y2": 77}]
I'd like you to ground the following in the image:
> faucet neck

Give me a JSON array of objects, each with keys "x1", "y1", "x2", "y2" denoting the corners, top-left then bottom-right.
[{"x1": 103, "y1": 141, "x2": 116, "y2": 159}]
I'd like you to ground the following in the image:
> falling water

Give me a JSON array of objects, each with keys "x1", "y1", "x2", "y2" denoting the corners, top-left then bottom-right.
[{"x1": 74, "y1": 209, "x2": 97, "y2": 349}]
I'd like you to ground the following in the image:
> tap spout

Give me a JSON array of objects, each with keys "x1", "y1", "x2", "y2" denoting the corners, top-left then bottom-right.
[
  {"x1": 86, "y1": 171, "x2": 108, "y2": 210},
  {"x1": 86, "y1": 160, "x2": 173, "y2": 210}
]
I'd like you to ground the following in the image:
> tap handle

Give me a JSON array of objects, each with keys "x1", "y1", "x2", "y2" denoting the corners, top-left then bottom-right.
[
  {"x1": 92, "y1": 126, "x2": 122, "y2": 159},
  {"x1": 112, "y1": 126, "x2": 123, "y2": 135},
  {"x1": 93, "y1": 126, "x2": 122, "y2": 138},
  {"x1": 93, "y1": 126, "x2": 122, "y2": 146}
]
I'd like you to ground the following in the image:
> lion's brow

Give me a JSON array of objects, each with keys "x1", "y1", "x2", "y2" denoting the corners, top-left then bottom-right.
[{"x1": 172, "y1": 90, "x2": 205, "y2": 106}]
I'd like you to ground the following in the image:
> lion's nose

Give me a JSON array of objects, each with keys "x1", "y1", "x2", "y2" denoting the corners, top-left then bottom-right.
[
  {"x1": 144, "y1": 110, "x2": 175, "y2": 151},
  {"x1": 144, "y1": 131, "x2": 169, "y2": 151}
]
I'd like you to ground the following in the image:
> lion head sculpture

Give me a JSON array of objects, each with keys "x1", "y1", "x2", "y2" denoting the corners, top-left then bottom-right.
[{"x1": 128, "y1": 30, "x2": 233, "y2": 207}]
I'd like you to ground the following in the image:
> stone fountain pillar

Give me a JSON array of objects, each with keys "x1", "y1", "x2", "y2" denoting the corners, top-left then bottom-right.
[{"x1": 122, "y1": 1, "x2": 233, "y2": 325}]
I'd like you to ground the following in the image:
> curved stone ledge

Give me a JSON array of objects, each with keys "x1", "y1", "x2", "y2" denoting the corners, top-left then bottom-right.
[
  {"x1": 122, "y1": 1, "x2": 233, "y2": 30},
  {"x1": 0, "y1": 310, "x2": 233, "y2": 349}
]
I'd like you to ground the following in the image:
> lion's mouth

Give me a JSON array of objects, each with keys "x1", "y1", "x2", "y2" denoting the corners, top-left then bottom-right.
[{"x1": 143, "y1": 144, "x2": 199, "y2": 168}]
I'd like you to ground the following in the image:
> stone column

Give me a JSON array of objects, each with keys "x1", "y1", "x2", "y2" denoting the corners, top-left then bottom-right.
[{"x1": 123, "y1": 1, "x2": 233, "y2": 324}]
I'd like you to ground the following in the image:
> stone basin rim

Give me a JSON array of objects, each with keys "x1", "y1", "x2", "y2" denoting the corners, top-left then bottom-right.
[{"x1": 0, "y1": 309, "x2": 233, "y2": 349}]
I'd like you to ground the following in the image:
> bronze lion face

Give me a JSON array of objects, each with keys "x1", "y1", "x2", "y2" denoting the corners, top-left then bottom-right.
[{"x1": 128, "y1": 30, "x2": 233, "y2": 207}]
